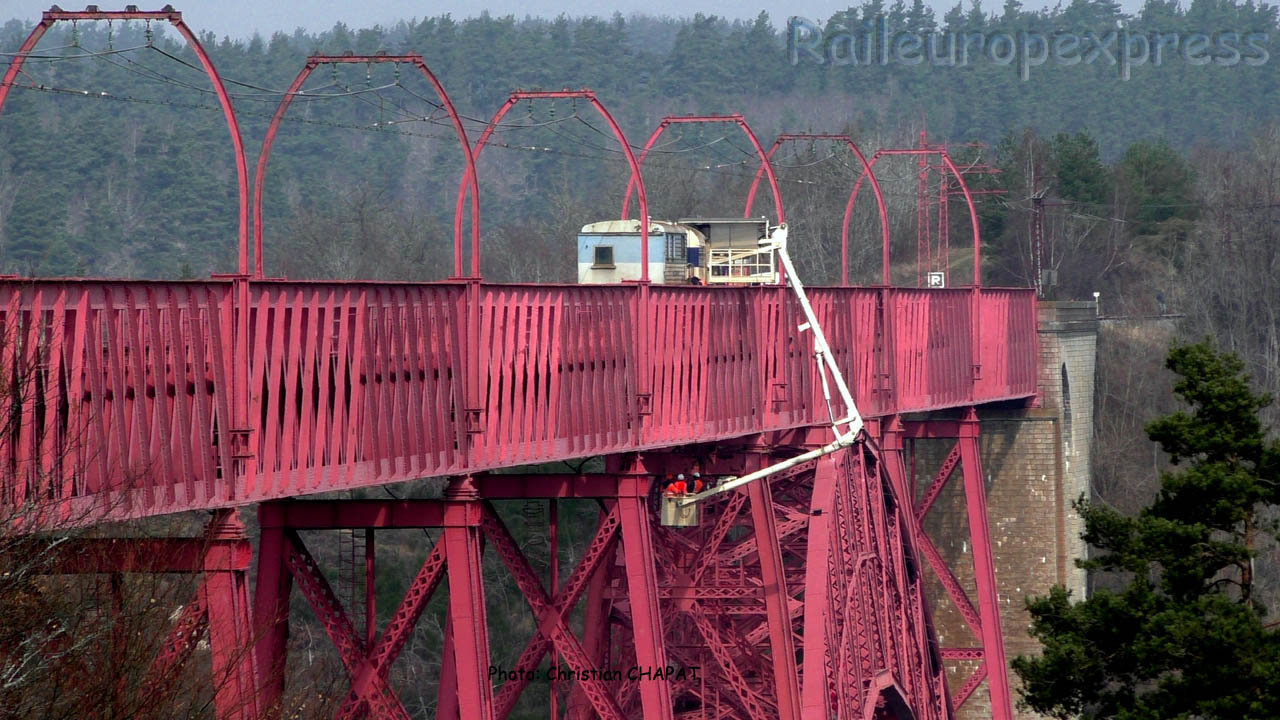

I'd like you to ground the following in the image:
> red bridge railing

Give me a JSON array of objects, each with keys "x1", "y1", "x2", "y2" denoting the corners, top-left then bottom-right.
[{"x1": 0, "y1": 279, "x2": 1035, "y2": 524}]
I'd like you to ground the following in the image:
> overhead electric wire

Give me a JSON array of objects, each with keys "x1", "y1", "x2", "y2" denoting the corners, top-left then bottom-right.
[
  {"x1": 146, "y1": 44, "x2": 325, "y2": 96},
  {"x1": 94, "y1": 50, "x2": 225, "y2": 96},
  {"x1": 0, "y1": 41, "x2": 84, "y2": 55},
  {"x1": 3, "y1": 38, "x2": 1088, "y2": 222},
  {"x1": 381, "y1": 81, "x2": 530, "y2": 131},
  {"x1": 772, "y1": 153, "x2": 838, "y2": 169},
  {"x1": 126, "y1": 46, "x2": 392, "y2": 102},
  {"x1": 0, "y1": 43, "x2": 151, "y2": 60},
  {"x1": 8, "y1": 81, "x2": 460, "y2": 139},
  {"x1": 568, "y1": 116, "x2": 737, "y2": 158},
  {"x1": 6, "y1": 79, "x2": 958, "y2": 194}
]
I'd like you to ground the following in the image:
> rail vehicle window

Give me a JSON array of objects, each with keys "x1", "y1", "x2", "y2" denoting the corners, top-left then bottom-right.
[
  {"x1": 593, "y1": 245, "x2": 615, "y2": 268},
  {"x1": 666, "y1": 233, "x2": 687, "y2": 263}
]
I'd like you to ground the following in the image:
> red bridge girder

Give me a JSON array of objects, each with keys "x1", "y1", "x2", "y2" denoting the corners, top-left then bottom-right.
[
  {"x1": 247, "y1": 429, "x2": 1006, "y2": 720},
  {"x1": 0, "y1": 18, "x2": 1030, "y2": 718},
  {"x1": 0, "y1": 279, "x2": 1036, "y2": 523}
]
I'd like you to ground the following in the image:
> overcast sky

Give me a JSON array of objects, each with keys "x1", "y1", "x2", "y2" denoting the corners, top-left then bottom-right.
[{"x1": 1, "y1": 0, "x2": 1149, "y2": 40}]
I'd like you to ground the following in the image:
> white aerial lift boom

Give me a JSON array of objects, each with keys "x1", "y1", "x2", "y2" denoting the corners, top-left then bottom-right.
[{"x1": 661, "y1": 224, "x2": 866, "y2": 526}]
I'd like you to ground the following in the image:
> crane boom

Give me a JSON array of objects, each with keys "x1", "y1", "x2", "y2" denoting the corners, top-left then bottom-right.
[{"x1": 672, "y1": 224, "x2": 864, "y2": 512}]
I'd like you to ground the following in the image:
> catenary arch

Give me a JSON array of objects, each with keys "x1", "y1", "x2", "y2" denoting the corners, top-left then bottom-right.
[
  {"x1": 0, "y1": 7, "x2": 252, "y2": 274},
  {"x1": 453, "y1": 89, "x2": 650, "y2": 281},
  {"x1": 743, "y1": 133, "x2": 891, "y2": 286},
  {"x1": 252, "y1": 53, "x2": 478, "y2": 280}
]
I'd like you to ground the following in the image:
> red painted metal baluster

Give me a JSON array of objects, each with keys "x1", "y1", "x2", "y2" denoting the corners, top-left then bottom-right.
[
  {"x1": 182, "y1": 291, "x2": 215, "y2": 499},
  {"x1": 345, "y1": 290, "x2": 371, "y2": 484},
  {"x1": 972, "y1": 286, "x2": 983, "y2": 403},
  {"x1": 330, "y1": 289, "x2": 355, "y2": 479},
  {"x1": 39, "y1": 288, "x2": 64, "y2": 506},
  {"x1": 462, "y1": 280, "x2": 482, "y2": 468},
  {"x1": 296, "y1": 288, "x2": 321, "y2": 488},
  {"x1": 14, "y1": 287, "x2": 41, "y2": 508},
  {"x1": 142, "y1": 287, "x2": 176, "y2": 506},
  {"x1": 366, "y1": 289, "x2": 392, "y2": 477},
  {"x1": 100, "y1": 289, "x2": 131, "y2": 508},
  {"x1": 80, "y1": 293, "x2": 110, "y2": 499},
  {"x1": 163, "y1": 288, "x2": 195, "y2": 504},
  {"x1": 0, "y1": 289, "x2": 19, "y2": 506},
  {"x1": 203, "y1": 285, "x2": 235, "y2": 502},
  {"x1": 280, "y1": 286, "x2": 305, "y2": 492}
]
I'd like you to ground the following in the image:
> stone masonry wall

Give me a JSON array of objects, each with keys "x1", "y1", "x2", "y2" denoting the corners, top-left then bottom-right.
[{"x1": 916, "y1": 301, "x2": 1097, "y2": 719}]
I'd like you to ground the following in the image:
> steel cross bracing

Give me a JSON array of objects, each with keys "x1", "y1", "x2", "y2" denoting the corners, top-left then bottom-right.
[{"x1": 0, "y1": 10, "x2": 1037, "y2": 719}]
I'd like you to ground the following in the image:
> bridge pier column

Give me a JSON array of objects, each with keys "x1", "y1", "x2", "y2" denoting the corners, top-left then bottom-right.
[
  {"x1": 800, "y1": 453, "x2": 839, "y2": 718},
  {"x1": 251, "y1": 522, "x2": 291, "y2": 720},
  {"x1": 747, "y1": 475, "x2": 801, "y2": 720},
  {"x1": 958, "y1": 409, "x2": 1013, "y2": 720},
  {"x1": 617, "y1": 481, "x2": 675, "y2": 720},
  {"x1": 900, "y1": 412, "x2": 1015, "y2": 719},
  {"x1": 203, "y1": 511, "x2": 260, "y2": 720},
  {"x1": 443, "y1": 504, "x2": 495, "y2": 720},
  {"x1": 12, "y1": 514, "x2": 258, "y2": 719},
  {"x1": 878, "y1": 416, "x2": 952, "y2": 720}
]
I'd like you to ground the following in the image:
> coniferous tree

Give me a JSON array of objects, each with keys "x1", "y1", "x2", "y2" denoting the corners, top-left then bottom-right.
[{"x1": 1013, "y1": 342, "x2": 1280, "y2": 720}]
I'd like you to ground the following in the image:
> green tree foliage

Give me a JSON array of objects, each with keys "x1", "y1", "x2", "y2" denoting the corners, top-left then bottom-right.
[
  {"x1": 0, "y1": 2, "x2": 1278, "y2": 286},
  {"x1": 1116, "y1": 139, "x2": 1198, "y2": 236},
  {"x1": 1013, "y1": 342, "x2": 1280, "y2": 720},
  {"x1": 1051, "y1": 132, "x2": 1110, "y2": 206}
]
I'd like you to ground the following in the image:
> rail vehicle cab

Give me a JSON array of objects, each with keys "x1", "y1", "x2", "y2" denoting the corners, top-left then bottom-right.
[
  {"x1": 677, "y1": 217, "x2": 776, "y2": 285},
  {"x1": 577, "y1": 219, "x2": 704, "y2": 284},
  {"x1": 576, "y1": 217, "x2": 777, "y2": 285}
]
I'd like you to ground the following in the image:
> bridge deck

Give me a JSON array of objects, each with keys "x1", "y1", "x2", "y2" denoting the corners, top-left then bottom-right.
[{"x1": 0, "y1": 279, "x2": 1036, "y2": 523}]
